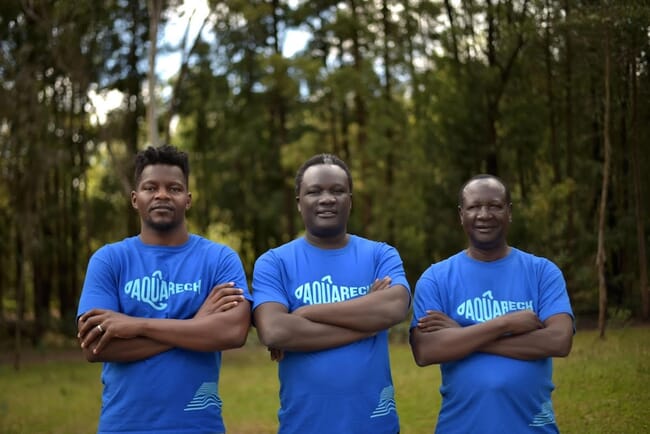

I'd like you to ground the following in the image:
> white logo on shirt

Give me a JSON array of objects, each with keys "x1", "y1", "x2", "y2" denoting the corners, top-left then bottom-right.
[
  {"x1": 370, "y1": 385, "x2": 397, "y2": 418},
  {"x1": 456, "y1": 290, "x2": 534, "y2": 322},
  {"x1": 293, "y1": 275, "x2": 370, "y2": 305},
  {"x1": 123, "y1": 270, "x2": 202, "y2": 310},
  {"x1": 184, "y1": 382, "x2": 222, "y2": 411}
]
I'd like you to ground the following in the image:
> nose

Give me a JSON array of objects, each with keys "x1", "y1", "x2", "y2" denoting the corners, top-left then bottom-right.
[
  {"x1": 476, "y1": 205, "x2": 491, "y2": 218},
  {"x1": 318, "y1": 191, "x2": 336, "y2": 203},
  {"x1": 154, "y1": 187, "x2": 171, "y2": 199}
]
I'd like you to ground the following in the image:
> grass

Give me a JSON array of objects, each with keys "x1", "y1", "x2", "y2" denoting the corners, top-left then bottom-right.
[{"x1": 0, "y1": 327, "x2": 648, "y2": 433}]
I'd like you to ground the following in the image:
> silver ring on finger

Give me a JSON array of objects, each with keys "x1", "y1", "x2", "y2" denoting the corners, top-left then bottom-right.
[{"x1": 97, "y1": 324, "x2": 104, "y2": 333}]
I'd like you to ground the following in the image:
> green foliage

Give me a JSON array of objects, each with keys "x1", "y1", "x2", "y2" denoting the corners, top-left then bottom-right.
[{"x1": 2, "y1": 0, "x2": 650, "y2": 336}]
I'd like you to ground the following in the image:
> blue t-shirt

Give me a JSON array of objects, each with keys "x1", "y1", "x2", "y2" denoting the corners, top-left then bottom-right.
[
  {"x1": 252, "y1": 235, "x2": 410, "y2": 434},
  {"x1": 77, "y1": 234, "x2": 252, "y2": 434},
  {"x1": 410, "y1": 248, "x2": 574, "y2": 434}
]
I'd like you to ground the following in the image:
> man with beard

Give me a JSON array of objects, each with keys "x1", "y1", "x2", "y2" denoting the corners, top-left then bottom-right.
[
  {"x1": 410, "y1": 174, "x2": 574, "y2": 434},
  {"x1": 77, "y1": 144, "x2": 252, "y2": 434},
  {"x1": 252, "y1": 153, "x2": 411, "y2": 434}
]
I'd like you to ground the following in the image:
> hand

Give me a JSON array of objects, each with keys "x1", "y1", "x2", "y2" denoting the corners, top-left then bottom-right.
[
  {"x1": 499, "y1": 310, "x2": 544, "y2": 335},
  {"x1": 194, "y1": 282, "x2": 245, "y2": 318},
  {"x1": 369, "y1": 276, "x2": 392, "y2": 293},
  {"x1": 268, "y1": 347, "x2": 284, "y2": 362},
  {"x1": 417, "y1": 310, "x2": 461, "y2": 333},
  {"x1": 77, "y1": 309, "x2": 141, "y2": 354}
]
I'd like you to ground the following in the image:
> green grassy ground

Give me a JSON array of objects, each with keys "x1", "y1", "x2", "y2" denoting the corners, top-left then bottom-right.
[{"x1": 0, "y1": 327, "x2": 648, "y2": 433}]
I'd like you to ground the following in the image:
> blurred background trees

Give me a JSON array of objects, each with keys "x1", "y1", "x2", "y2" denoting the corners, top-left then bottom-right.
[{"x1": 1, "y1": 0, "x2": 648, "y2": 348}]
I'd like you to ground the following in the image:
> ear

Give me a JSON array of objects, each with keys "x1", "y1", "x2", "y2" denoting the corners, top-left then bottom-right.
[
  {"x1": 131, "y1": 191, "x2": 138, "y2": 209},
  {"x1": 458, "y1": 206, "x2": 463, "y2": 224},
  {"x1": 296, "y1": 196, "x2": 301, "y2": 213},
  {"x1": 186, "y1": 192, "x2": 192, "y2": 210}
]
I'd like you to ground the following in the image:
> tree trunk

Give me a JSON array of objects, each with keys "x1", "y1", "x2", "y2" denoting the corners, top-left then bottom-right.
[
  {"x1": 544, "y1": 0, "x2": 560, "y2": 182},
  {"x1": 596, "y1": 30, "x2": 611, "y2": 339},
  {"x1": 381, "y1": 0, "x2": 395, "y2": 245},
  {"x1": 563, "y1": 0, "x2": 574, "y2": 197},
  {"x1": 349, "y1": 0, "x2": 371, "y2": 229},
  {"x1": 14, "y1": 227, "x2": 25, "y2": 370},
  {"x1": 629, "y1": 55, "x2": 649, "y2": 319},
  {"x1": 164, "y1": 10, "x2": 210, "y2": 143},
  {"x1": 147, "y1": 0, "x2": 162, "y2": 147},
  {"x1": 563, "y1": 0, "x2": 575, "y2": 296}
]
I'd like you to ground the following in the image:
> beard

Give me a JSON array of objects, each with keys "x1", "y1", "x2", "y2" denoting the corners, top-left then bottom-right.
[{"x1": 143, "y1": 216, "x2": 183, "y2": 233}]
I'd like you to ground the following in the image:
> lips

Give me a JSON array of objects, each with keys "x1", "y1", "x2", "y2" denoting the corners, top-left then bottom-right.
[
  {"x1": 316, "y1": 210, "x2": 337, "y2": 217},
  {"x1": 151, "y1": 205, "x2": 174, "y2": 213}
]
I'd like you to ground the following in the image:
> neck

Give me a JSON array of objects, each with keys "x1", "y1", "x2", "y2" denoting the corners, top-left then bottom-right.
[
  {"x1": 466, "y1": 244, "x2": 510, "y2": 262},
  {"x1": 305, "y1": 232, "x2": 349, "y2": 249},
  {"x1": 139, "y1": 226, "x2": 189, "y2": 246}
]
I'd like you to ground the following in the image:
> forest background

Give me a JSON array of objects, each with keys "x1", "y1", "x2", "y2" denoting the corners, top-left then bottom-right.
[{"x1": 1, "y1": 0, "x2": 649, "y2": 359}]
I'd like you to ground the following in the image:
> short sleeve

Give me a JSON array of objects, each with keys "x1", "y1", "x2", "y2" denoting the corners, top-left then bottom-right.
[
  {"x1": 537, "y1": 259, "x2": 574, "y2": 322},
  {"x1": 410, "y1": 266, "x2": 443, "y2": 329},
  {"x1": 252, "y1": 251, "x2": 289, "y2": 310},
  {"x1": 375, "y1": 243, "x2": 411, "y2": 302},
  {"x1": 77, "y1": 246, "x2": 121, "y2": 318},
  {"x1": 214, "y1": 246, "x2": 252, "y2": 302}
]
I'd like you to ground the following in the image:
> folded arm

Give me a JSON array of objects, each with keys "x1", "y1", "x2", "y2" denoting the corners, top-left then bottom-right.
[
  {"x1": 79, "y1": 336, "x2": 172, "y2": 363},
  {"x1": 254, "y1": 302, "x2": 374, "y2": 352},
  {"x1": 294, "y1": 279, "x2": 410, "y2": 332},
  {"x1": 479, "y1": 313, "x2": 573, "y2": 359},
  {"x1": 78, "y1": 283, "x2": 250, "y2": 362},
  {"x1": 410, "y1": 310, "x2": 544, "y2": 366}
]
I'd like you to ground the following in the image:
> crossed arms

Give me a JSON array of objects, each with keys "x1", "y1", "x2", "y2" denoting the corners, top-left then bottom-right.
[
  {"x1": 254, "y1": 277, "x2": 410, "y2": 353},
  {"x1": 77, "y1": 283, "x2": 251, "y2": 363},
  {"x1": 410, "y1": 310, "x2": 573, "y2": 366}
]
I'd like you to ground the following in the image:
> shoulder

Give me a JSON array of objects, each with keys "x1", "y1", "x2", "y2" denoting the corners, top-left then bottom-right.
[
  {"x1": 90, "y1": 236, "x2": 138, "y2": 259},
  {"x1": 350, "y1": 234, "x2": 385, "y2": 247},
  {"x1": 510, "y1": 247, "x2": 561, "y2": 270},
  {"x1": 190, "y1": 234, "x2": 238, "y2": 255},
  {"x1": 431, "y1": 250, "x2": 466, "y2": 270},
  {"x1": 417, "y1": 251, "x2": 465, "y2": 280},
  {"x1": 255, "y1": 237, "x2": 304, "y2": 265},
  {"x1": 190, "y1": 236, "x2": 247, "y2": 272},
  {"x1": 349, "y1": 234, "x2": 398, "y2": 254},
  {"x1": 509, "y1": 248, "x2": 565, "y2": 285}
]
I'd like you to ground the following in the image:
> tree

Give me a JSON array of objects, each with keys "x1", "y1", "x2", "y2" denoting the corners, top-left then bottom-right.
[{"x1": 596, "y1": 22, "x2": 611, "y2": 338}]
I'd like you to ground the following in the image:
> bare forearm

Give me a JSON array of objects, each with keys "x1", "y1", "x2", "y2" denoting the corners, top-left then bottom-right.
[
  {"x1": 410, "y1": 320, "x2": 508, "y2": 366},
  {"x1": 480, "y1": 322, "x2": 573, "y2": 360},
  {"x1": 141, "y1": 308, "x2": 250, "y2": 352},
  {"x1": 82, "y1": 337, "x2": 171, "y2": 363},
  {"x1": 256, "y1": 314, "x2": 372, "y2": 352}
]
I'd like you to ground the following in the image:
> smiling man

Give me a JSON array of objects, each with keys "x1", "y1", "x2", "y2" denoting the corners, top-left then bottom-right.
[
  {"x1": 409, "y1": 174, "x2": 575, "y2": 434},
  {"x1": 252, "y1": 154, "x2": 411, "y2": 434},
  {"x1": 76, "y1": 144, "x2": 252, "y2": 434}
]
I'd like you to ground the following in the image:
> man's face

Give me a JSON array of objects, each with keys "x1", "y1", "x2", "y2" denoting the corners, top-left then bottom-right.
[
  {"x1": 459, "y1": 178, "x2": 511, "y2": 251},
  {"x1": 297, "y1": 164, "x2": 352, "y2": 239},
  {"x1": 131, "y1": 164, "x2": 191, "y2": 232}
]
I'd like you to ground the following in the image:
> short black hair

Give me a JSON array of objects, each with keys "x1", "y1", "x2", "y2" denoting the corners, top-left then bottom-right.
[
  {"x1": 458, "y1": 174, "x2": 511, "y2": 207},
  {"x1": 134, "y1": 144, "x2": 190, "y2": 187},
  {"x1": 294, "y1": 154, "x2": 352, "y2": 196}
]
